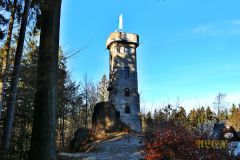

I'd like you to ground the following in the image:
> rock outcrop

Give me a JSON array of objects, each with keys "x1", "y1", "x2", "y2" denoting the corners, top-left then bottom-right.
[
  {"x1": 71, "y1": 128, "x2": 92, "y2": 151},
  {"x1": 92, "y1": 102, "x2": 131, "y2": 139}
]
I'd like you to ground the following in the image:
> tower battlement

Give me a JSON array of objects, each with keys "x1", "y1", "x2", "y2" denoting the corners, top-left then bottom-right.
[{"x1": 106, "y1": 32, "x2": 139, "y2": 49}]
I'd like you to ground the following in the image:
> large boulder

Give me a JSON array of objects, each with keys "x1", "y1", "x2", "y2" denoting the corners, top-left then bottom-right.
[
  {"x1": 92, "y1": 102, "x2": 130, "y2": 138},
  {"x1": 70, "y1": 128, "x2": 92, "y2": 151}
]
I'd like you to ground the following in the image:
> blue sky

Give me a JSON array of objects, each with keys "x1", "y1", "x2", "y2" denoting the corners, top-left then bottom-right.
[{"x1": 60, "y1": 0, "x2": 240, "y2": 112}]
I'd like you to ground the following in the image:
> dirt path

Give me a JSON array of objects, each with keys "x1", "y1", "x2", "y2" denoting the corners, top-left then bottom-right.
[{"x1": 58, "y1": 134, "x2": 145, "y2": 160}]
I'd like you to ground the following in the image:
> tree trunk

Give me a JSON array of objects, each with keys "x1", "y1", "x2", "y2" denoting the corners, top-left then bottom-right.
[
  {"x1": 61, "y1": 108, "x2": 65, "y2": 148},
  {"x1": 29, "y1": 0, "x2": 62, "y2": 159},
  {"x1": 85, "y1": 89, "x2": 88, "y2": 128},
  {"x1": 0, "y1": 0, "x2": 17, "y2": 122},
  {"x1": 2, "y1": 0, "x2": 31, "y2": 150}
]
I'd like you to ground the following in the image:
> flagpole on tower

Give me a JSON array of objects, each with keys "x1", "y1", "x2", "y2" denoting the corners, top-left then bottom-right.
[{"x1": 118, "y1": 14, "x2": 123, "y2": 32}]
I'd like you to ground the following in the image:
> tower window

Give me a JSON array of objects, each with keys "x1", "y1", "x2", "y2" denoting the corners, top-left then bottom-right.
[
  {"x1": 131, "y1": 47, "x2": 135, "y2": 53},
  {"x1": 124, "y1": 88, "x2": 130, "y2": 97},
  {"x1": 120, "y1": 46, "x2": 124, "y2": 53},
  {"x1": 124, "y1": 47, "x2": 130, "y2": 53},
  {"x1": 116, "y1": 111, "x2": 120, "y2": 118},
  {"x1": 114, "y1": 46, "x2": 120, "y2": 53},
  {"x1": 125, "y1": 106, "x2": 130, "y2": 114},
  {"x1": 124, "y1": 67, "x2": 129, "y2": 78}
]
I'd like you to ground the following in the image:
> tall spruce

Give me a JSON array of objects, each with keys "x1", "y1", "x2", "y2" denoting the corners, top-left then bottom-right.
[
  {"x1": 206, "y1": 106, "x2": 214, "y2": 121},
  {"x1": 29, "y1": 0, "x2": 62, "y2": 159},
  {"x1": 2, "y1": 0, "x2": 31, "y2": 150},
  {"x1": 0, "y1": 0, "x2": 17, "y2": 122}
]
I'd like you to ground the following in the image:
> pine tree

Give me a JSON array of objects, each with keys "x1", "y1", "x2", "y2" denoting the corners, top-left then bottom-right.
[
  {"x1": 206, "y1": 106, "x2": 214, "y2": 121},
  {"x1": 0, "y1": 0, "x2": 17, "y2": 122},
  {"x1": 229, "y1": 105, "x2": 240, "y2": 131},
  {"x1": 145, "y1": 111, "x2": 153, "y2": 128},
  {"x1": 230, "y1": 103, "x2": 237, "y2": 118},
  {"x1": 176, "y1": 107, "x2": 186, "y2": 122},
  {"x1": 157, "y1": 108, "x2": 166, "y2": 121},
  {"x1": 197, "y1": 106, "x2": 206, "y2": 123},
  {"x1": 153, "y1": 109, "x2": 158, "y2": 120},
  {"x1": 187, "y1": 108, "x2": 198, "y2": 127},
  {"x1": 219, "y1": 108, "x2": 228, "y2": 120},
  {"x1": 2, "y1": 0, "x2": 31, "y2": 150}
]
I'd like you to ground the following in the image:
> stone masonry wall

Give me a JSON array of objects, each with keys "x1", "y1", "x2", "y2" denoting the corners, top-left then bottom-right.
[{"x1": 106, "y1": 32, "x2": 141, "y2": 132}]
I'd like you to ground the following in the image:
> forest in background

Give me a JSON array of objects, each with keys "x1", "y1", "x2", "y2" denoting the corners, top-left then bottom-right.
[
  {"x1": 142, "y1": 93, "x2": 240, "y2": 131},
  {"x1": 0, "y1": 0, "x2": 240, "y2": 160}
]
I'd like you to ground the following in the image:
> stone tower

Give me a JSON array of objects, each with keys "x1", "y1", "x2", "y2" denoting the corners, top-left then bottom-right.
[{"x1": 106, "y1": 31, "x2": 141, "y2": 132}]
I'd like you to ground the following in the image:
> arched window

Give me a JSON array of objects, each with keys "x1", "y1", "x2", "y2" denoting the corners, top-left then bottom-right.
[
  {"x1": 125, "y1": 106, "x2": 130, "y2": 114},
  {"x1": 124, "y1": 88, "x2": 130, "y2": 97}
]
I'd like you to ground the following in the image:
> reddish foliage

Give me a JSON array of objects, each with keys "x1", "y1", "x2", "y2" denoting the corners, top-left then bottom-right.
[{"x1": 144, "y1": 122, "x2": 234, "y2": 160}]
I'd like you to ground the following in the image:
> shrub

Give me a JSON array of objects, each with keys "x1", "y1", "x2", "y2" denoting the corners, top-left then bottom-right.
[{"x1": 144, "y1": 122, "x2": 235, "y2": 160}]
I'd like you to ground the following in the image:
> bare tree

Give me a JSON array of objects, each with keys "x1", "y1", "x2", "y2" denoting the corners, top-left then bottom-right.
[
  {"x1": 213, "y1": 92, "x2": 226, "y2": 120},
  {"x1": 88, "y1": 83, "x2": 97, "y2": 127},
  {"x1": 82, "y1": 74, "x2": 89, "y2": 128},
  {"x1": 97, "y1": 74, "x2": 109, "y2": 102},
  {"x1": 80, "y1": 74, "x2": 98, "y2": 128}
]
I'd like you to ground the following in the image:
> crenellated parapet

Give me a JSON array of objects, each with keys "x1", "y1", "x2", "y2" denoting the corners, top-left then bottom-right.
[{"x1": 106, "y1": 32, "x2": 139, "y2": 49}]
